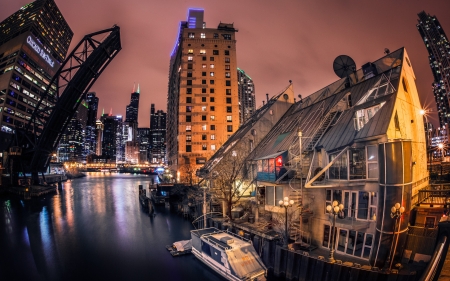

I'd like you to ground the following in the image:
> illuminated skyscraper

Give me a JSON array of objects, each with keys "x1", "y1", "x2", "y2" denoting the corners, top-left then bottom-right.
[
  {"x1": 167, "y1": 9, "x2": 239, "y2": 180},
  {"x1": 237, "y1": 68, "x2": 255, "y2": 125},
  {"x1": 85, "y1": 92, "x2": 99, "y2": 156},
  {"x1": 149, "y1": 104, "x2": 166, "y2": 164},
  {"x1": 0, "y1": 0, "x2": 73, "y2": 151},
  {"x1": 417, "y1": 11, "x2": 450, "y2": 127}
]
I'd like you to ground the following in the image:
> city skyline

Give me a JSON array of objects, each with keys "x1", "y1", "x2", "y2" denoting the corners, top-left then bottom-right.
[{"x1": 1, "y1": 0, "x2": 450, "y2": 127}]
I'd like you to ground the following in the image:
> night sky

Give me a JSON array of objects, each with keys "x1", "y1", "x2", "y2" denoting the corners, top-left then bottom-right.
[{"x1": 1, "y1": 0, "x2": 450, "y2": 127}]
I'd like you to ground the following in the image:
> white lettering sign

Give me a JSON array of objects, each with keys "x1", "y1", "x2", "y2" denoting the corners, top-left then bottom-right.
[{"x1": 26, "y1": 36, "x2": 55, "y2": 67}]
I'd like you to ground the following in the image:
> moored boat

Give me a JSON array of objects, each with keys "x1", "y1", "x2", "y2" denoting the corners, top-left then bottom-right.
[
  {"x1": 190, "y1": 228, "x2": 266, "y2": 281},
  {"x1": 166, "y1": 239, "x2": 192, "y2": 257}
]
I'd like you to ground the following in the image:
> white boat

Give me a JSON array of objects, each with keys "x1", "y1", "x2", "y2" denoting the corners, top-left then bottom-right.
[{"x1": 191, "y1": 228, "x2": 267, "y2": 281}]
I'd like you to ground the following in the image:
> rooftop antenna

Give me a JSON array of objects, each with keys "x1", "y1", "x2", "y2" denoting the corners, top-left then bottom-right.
[{"x1": 333, "y1": 55, "x2": 356, "y2": 88}]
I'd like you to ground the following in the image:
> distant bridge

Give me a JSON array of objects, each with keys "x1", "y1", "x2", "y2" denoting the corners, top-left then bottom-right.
[{"x1": 9, "y1": 26, "x2": 122, "y2": 185}]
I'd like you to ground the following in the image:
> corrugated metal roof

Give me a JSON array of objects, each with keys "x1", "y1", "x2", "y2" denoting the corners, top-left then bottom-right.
[{"x1": 252, "y1": 48, "x2": 405, "y2": 158}]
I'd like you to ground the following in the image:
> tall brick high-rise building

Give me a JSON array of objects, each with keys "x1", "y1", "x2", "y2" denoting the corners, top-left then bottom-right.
[{"x1": 167, "y1": 9, "x2": 239, "y2": 182}]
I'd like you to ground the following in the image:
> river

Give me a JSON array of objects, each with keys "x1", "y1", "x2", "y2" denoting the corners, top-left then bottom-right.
[{"x1": 0, "y1": 173, "x2": 228, "y2": 281}]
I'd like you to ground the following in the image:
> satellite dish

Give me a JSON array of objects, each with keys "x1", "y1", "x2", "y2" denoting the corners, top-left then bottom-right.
[{"x1": 333, "y1": 55, "x2": 356, "y2": 78}]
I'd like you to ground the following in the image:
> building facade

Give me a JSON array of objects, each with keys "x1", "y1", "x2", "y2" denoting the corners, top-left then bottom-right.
[
  {"x1": 237, "y1": 68, "x2": 256, "y2": 125},
  {"x1": 85, "y1": 92, "x2": 99, "y2": 156},
  {"x1": 417, "y1": 11, "x2": 450, "y2": 127},
  {"x1": 0, "y1": 0, "x2": 73, "y2": 152},
  {"x1": 167, "y1": 9, "x2": 239, "y2": 182},
  {"x1": 57, "y1": 102, "x2": 88, "y2": 162},
  {"x1": 101, "y1": 113, "x2": 123, "y2": 162},
  {"x1": 137, "y1": 127, "x2": 150, "y2": 164},
  {"x1": 202, "y1": 48, "x2": 429, "y2": 268},
  {"x1": 149, "y1": 103, "x2": 166, "y2": 164}
]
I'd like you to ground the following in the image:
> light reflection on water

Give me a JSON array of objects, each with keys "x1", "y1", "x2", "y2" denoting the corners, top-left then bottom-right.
[{"x1": 0, "y1": 173, "x2": 226, "y2": 281}]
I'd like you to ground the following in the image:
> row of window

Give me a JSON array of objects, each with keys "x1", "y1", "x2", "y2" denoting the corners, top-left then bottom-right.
[
  {"x1": 186, "y1": 134, "x2": 216, "y2": 141},
  {"x1": 186, "y1": 144, "x2": 216, "y2": 152},
  {"x1": 187, "y1": 32, "x2": 232, "y2": 40},
  {"x1": 185, "y1": 115, "x2": 232, "y2": 122},
  {"x1": 188, "y1": 56, "x2": 231, "y2": 63},
  {"x1": 186, "y1": 106, "x2": 233, "y2": 112},
  {"x1": 187, "y1": 63, "x2": 231, "y2": 70},
  {"x1": 187, "y1": 49, "x2": 230, "y2": 56},
  {"x1": 186, "y1": 80, "x2": 231, "y2": 86},
  {"x1": 186, "y1": 71, "x2": 232, "y2": 78},
  {"x1": 186, "y1": 88, "x2": 232, "y2": 95},
  {"x1": 185, "y1": 97, "x2": 232, "y2": 103},
  {"x1": 185, "y1": 124, "x2": 233, "y2": 132}
]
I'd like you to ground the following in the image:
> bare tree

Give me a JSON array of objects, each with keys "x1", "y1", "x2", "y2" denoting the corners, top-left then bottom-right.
[
  {"x1": 209, "y1": 139, "x2": 254, "y2": 219},
  {"x1": 178, "y1": 163, "x2": 197, "y2": 186}
]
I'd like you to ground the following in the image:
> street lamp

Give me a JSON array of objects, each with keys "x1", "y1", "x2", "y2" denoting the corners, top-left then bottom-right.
[
  {"x1": 279, "y1": 197, "x2": 295, "y2": 247},
  {"x1": 387, "y1": 203, "x2": 405, "y2": 271},
  {"x1": 326, "y1": 200, "x2": 344, "y2": 263}
]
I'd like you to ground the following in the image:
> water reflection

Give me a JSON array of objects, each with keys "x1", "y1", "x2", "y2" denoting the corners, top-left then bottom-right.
[{"x1": 0, "y1": 173, "x2": 227, "y2": 281}]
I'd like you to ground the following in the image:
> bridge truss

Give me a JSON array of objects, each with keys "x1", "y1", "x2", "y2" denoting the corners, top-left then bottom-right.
[{"x1": 13, "y1": 26, "x2": 122, "y2": 184}]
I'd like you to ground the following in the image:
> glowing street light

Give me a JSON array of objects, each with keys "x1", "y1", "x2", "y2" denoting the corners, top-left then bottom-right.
[
  {"x1": 279, "y1": 197, "x2": 295, "y2": 247},
  {"x1": 326, "y1": 200, "x2": 344, "y2": 263},
  {"x1": 386, "y1": 203, "x2": 405, "y2": 271}
]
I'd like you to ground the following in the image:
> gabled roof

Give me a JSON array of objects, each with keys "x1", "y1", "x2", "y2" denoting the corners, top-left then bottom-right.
[{"x1": 252, "y1": 48, "x2": 405, "y2": 158}]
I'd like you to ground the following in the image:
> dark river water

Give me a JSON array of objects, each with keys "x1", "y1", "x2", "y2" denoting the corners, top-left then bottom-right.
[{"x1": 0, "y1": 173, "x2": 227, "y2": 281}]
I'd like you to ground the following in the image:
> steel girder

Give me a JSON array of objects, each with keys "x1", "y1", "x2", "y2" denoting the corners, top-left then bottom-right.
[{"x1": 16, "y1": 26, "x2": 121, "y2": 182}]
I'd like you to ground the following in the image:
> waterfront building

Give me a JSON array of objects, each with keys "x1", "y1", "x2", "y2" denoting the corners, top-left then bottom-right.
[
  {"x1": 101, "y1": 113, "x2": 123, "y2": 162},
  {"x1": 167, "y1": 9, "x2": 239, "y2": 182},
  {"x1": 95, "y1": 119, "x2": 103, "y2": 156},
  {"x1": 417, "y1": 11, "x2": 450, "y2": 128},
  {"x1": 237, "y1": 68, "x2": 256, "y2": 125},
  {"x1": 137, "y1": 127, "x2": 150, "y2": 163},
  {"x1": 203, "y1": 48, "x2": 428, "y2": 268},
  {"x1": 57, "y1": 102, "x2": 88, "y2": 162},
  {"x1": 149, "y1": 104, "x2": 166, "y2": 164},
  {"x1": 85, "y1": 92, "x2": 99, "y2": 156},
  {"x1": 124, "y1": 84, "x2": 140, "y2": 163},
  {"x1": 0, "y1": 0, "x2": 73, "y2": 151}
]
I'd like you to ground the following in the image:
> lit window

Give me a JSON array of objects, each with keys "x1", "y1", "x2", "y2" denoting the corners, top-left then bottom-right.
[
  {"x1": 202, "y1": 144, "x2": 207, "y2": 150},
  {"x1": 186, "y1": 125, "x2": 191, "y2": 131},
  {"x1": 200, "y1": 49, "x2": 206, "y2": 54},
  {"x1": 202, "y1": 124, "x2": 207, "y2": 131},
  {"x1": 225, "y1": 65, "x2": 230, "y2": 70},
  {"x1": 226, "y1": 89, "x2": 231, "y2": 95},
  {"x1": 210, "y1": 72, "x2": 214, "y2": 77},
  {"x1": 225, "y1": 57, "x2": 230, "y2": 63},
  {"x1": 202, "y1": 64, "x2": 207, "y2": 68},
  {"x1": 188, "y1": 56, "x2": 193, "y2": 61},
  {"x1": 188, "y1": 49, "x2": 193, "y2": 54},
  {"x1": 211, "y1": 144, "x2": 216, "y2": 151},
  {"x1": 210, "y1": 115, "x2": 215, "y2": 120},
  {"x1": 188, "y1": 33, "x2": 195, "y2": 38},
  {"x1": 227, "y1": 116, "x2": 232, "y2": 122},
  {"x1": 201, "y1": 33, "x2": 206, "y2": 38},
  {"x1": 202, "y1": 106, "x2": 207, "y2": 111},
  {"x1": 225, "y1": 72, "x2": 230, "y2": 78},
  {"x1": 186, "y1": 135, "x2": 192, "y2": 142},
  {"x1": 210, "y1": 135, "x2": 215, "y2": 140},
  {"x1": 210, "y1": 64, "x2": 215, "y2": 68}
]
